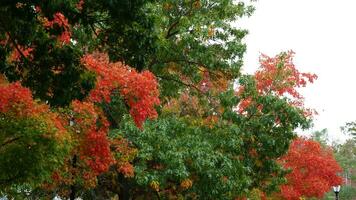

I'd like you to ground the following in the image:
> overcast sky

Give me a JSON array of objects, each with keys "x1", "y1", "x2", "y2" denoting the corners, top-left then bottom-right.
[{"x1": 239, "y1": 0, "x2": 356, "y2": 143}]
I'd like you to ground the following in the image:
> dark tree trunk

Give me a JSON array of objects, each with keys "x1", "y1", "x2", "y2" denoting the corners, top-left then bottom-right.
[
  {"x1": 70, "y1": 185, "x2": 76, "y2": 200},
  {"x1": 70, "y1": 155, "x2": 77, "y2": 200},
  {"x1": 118, "y1": 173, "x2": 130, "y2": 200}
]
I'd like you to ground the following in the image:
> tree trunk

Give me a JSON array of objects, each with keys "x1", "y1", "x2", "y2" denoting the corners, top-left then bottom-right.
[
  {"x1": 118, "y1": 173, "x2": 130, "y2": 200},
  {"x1": 70, "y1": 155, "x2": 77, "y2": 200},
  {"x1": 70, "y1": 185, "x2": 76, "y2": 200}
]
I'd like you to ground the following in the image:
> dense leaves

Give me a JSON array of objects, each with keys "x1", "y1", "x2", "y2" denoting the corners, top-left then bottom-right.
[
  {"x1": 278, "y1": 138, "x2": 342, "y2": 200},
  {"x1": 120, "y1": 115, "x2": 249, "y2": 199},
  {"x1": 0, "y1": 1, "x2": 91, "y2": 106},
  {"x1": 81, "y1": 53, "x2": 160, "y2": 128},
  {"x1": 0, "y1": 81, "x2": 69, "y2": 190},
  {"x1": 238, "y1": 51, "x2": 317, "y2": 116},
  {"x1": 104, "y1": 51, "x2": 317, "y2": 199},
  {"x1": 41, "y1": 52, "x2": 160, "y2": 198}
]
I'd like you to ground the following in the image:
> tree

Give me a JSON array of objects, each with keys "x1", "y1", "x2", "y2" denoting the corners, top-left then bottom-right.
[
  {"x1": 310, "y1": 127, "x2": 356, "y2": 200},
  {"x1": 330, "y1": 139, "x2": 356, "y2": 200},
  {"x1": 0, "y1": 79, "x2": 69, "y2": 193},
  {"x1": 277, "y1": 138, "x2": 342, "y2": 200},
  {"x1": 311, "y1": 128, "x2": 329, "y2": 146},
  {"x1": 95, "y1": 51, "x2": 317, "y2": 199},
  {"x1": 338, "y1": 121, "x2": 356, "y2": 188},
  {"x1": 335, "y1": 140, "x2": 356, "y2": 181},
  {"x1": 341, "y1": 121, "x2": 356, "y2": 140},
  {"x1": 0, "y1": 0, "x2": 162, "y2": 197},
  {"x1": 39, "y1": 53, "x2": 160, "y2": 199}
]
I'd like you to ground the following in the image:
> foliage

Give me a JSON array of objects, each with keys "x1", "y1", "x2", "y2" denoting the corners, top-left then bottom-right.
[
  {"x1": 46, "y1": 100, "x2": 114, "y2": 194},
  {"x1": 237, "y1": 51, "x2": 317, "y2": 116},
  {"x1": 332, "y1": 139, "x2": 356, "y2": 200},
  {"x1": 310, "y1": 129, "x2": 329, "y2": 146},
  {"x1": 81, "y1": 53, "x2": 160, "y2": 128},
  {"x1": 0, "y1": 1, "x2": 90, "y2": 106},
  {"x1": 334, "y1": 139, "x2": 356, "y2": 181},
  {"x1": 39, "y1": 53, "x2": 160, "y2": 198},
  {"x1": 312, "y1": 128, "x2": 356, "y2": 200},
  {"x1": 335, "y1": 122, "x2": 356, "y2": 200},
  {"x1": 119, "y1": 115, "x2": 250, "y2": 199},
  {"x1": 277, "y1": 138, "x2": 342, "y2": 200},
  {"x1": 341, "y1": 121, "x2": 356, "y2": 140},
  {"x1": 146, "y1": 0, "x2": 254, "y2": 98},
  {"x1": 0, "y1": 81, "x2": 69, "y2": 191},
  {"x1": 95, "y1": 51, "x2": 317, "y2": 199}
]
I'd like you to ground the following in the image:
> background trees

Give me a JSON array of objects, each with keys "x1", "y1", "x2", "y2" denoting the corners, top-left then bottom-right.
[
  {"x1": 326, "y1": 123, "x2": 356, "y2": 200},
  {"x1": 331, "y1": 139, "x2": 356, "y2": 200}
]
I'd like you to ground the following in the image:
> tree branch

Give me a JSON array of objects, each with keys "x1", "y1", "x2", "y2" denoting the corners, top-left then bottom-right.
[
  {"x1": 90, "y1": 23, "x2": 99, "y2": 37},
  {"x1": 165, "y1": 0, "x2": 198, "y2": 39},
  {"x1": 149, "y1": 58, "x2": 229, "y2": 80},
  {"x1": 156, "y1": 74, "x2": 203, "y2": 93},
  {"x1": 166, "y1": 20, "x2": 180, "y2": 39},
  {"x1": 1, "y1": 137, "x2": 21, "y2": 148},
  {"x1": 0, "y1": 17, "x2": 32, "y2": 63},
  {"x1": 4, "y1": 32, "x2": 32, "y2": 64}
]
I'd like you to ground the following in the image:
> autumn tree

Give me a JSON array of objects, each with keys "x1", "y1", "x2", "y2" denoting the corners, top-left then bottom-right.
[
  {"x1": 0, "y1": 0, "x2": 160, "y2": 198},
  {"x1": 94, "y1": 51, "x2": 317, "y2": 199},
  {"x1": 276, "y1": 137, "x2": 342, "y2": 200},
  {"x1": 0, "y1": 79, "x2": 70, "y2": 194}
]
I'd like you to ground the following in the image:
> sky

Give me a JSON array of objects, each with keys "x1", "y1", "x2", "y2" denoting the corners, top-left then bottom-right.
[{"x1": 238, "y1": 0, "x2": 356, "y2": 143}]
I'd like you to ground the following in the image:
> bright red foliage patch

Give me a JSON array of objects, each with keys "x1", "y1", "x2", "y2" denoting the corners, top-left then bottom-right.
[
  {"x1": 238, "y1": 51, "x2": 317, "y2": 116},
  {"x1": 255, "y1": 51, "x2": 317, "y2": 97},
  {"x1": 45, "y1": 53, "x2": 159, "y2": 190},
  {"x1": 81, "y1": 53, "x2": 160, "y2": 128},
  {"x1": 0, "y1": 81, "x2": 67, "y2": 137},
  {"x1": 278, "y1": 138, "x2": 342, "y2": 200},
  {"x1": 0, "y1": 82, "x2": 35, "y2": 115},
  {"x1": 71, "y1": 100, "x2": 114, "y2": 175}
]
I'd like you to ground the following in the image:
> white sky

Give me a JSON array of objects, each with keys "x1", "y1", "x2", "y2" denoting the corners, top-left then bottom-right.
[{"x1": 239, "y1": 0, "x2": 356, "y2": 143}]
